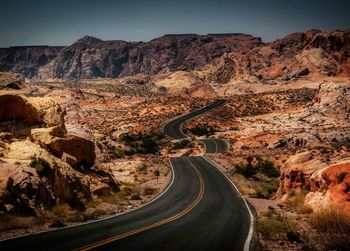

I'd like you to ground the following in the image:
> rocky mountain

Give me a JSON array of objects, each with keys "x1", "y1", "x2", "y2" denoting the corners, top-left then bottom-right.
[
  {"x1": 0, "y1": 34, "x2": 263, "y2": 80},
  {"x1": 0, "y1": 46, "x2": 63, "y2": 79},
  {"x1": 206, "y1": 29, "x2": 350, "y2": 84},
  {"x1": 1, "y1": 29, "x2": 349, "y2": 82}
]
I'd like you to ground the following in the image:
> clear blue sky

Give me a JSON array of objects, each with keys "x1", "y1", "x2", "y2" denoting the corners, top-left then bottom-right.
[{"x1": 0, "y1": 0, "x2": 349, "y2": 47}]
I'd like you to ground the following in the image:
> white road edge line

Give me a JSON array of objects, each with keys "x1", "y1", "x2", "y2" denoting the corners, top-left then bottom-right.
[
  {"x1": 202, "y1": 156, "x2": 254, "y2": 251},
  {"x1": 162, "y1": 100, "x2": 226, "y2": 140},
  {"x1": 1, "y1": 159, "x2": 176, "y2": 242}
]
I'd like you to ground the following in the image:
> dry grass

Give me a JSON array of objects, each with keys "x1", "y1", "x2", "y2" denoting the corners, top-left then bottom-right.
[
  {"x1": 0, "y1": 216, "x2": 45, "y2": 231},
  {"x1": 310, "y1": 209, "x2": 350, "y2": 250},
  {"x1": 286, "y1": 194, "x2": 313, "y2": 214},
  {"x1": 256, "y1": 213, "x2": 296, "y2": 240}
]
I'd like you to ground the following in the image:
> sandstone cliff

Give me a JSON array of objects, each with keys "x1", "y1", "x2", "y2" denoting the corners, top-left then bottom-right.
[
  {"x1": 0, "y1": 93, "x2": 118, "y2": 215},
  {"x1": 207, "y1": 29, "x2": 350, "y2": 85},
  {"x1": 0, "y1": 34, "x2": 263, "y2": 80}
]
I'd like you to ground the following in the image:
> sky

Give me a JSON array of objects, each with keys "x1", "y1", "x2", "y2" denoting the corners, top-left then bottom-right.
[{"x1": 0, "y1": 0, "x2": 349, "y2": 47}]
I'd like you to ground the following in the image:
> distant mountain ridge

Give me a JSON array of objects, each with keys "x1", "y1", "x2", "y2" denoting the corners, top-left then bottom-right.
[
  {"x1": 0, "y1": 33, "x2": 263, "y2": 79},
  {"x1": 0, "y1": 29, "x2": 349, "y2": 80}
]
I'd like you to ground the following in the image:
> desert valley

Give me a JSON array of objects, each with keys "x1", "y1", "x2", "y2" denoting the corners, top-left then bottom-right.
[{"x1": 0, "y1": 28, "x2": 349, "y2": 250}]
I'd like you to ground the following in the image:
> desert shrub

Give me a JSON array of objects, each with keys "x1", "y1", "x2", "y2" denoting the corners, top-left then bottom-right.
[
  {"x1": 154, "y1": 169, "x2": 160, "y2": 177},
  {"x1": 246, "y1": 155, "x2": 254, "y2": 163},
  {"x1": 130, "y1": 193, "x2": 141, "y2": 200},
  {"x1": 241, "y1": 145, "x2": 250, "y2": 150},
  {"x1": 256, "y1": 160, "x2": 279, "y2": 177},
  {"x1": 109, "y1": 147, "x2": 125, "y2": 159},
  {"x1": 120, "y1": 133, "x2": 161, "y2": 155},
  {"x1": 337, "y1": 172, "x2": 348, "y2": 184},
  {"x1": 30, "y1": 157, "x2": 51, "y2": 176},
  {"x1": 257, "y1": 215, "x2": 294, "y2": 240},
  {"x1": 251, "y1": 182, "x2": 279, "y2": 199},
  {"x1": 188, "y1": 126, "x2": 215, "y2": 136},
  {"x1": 310, "y1": 209, "x2": 350, "y2": 250},
  {"x1": 142, "y1": 187, "x2": 158, "y2": 196},
  {"x1": 0, "y1": 216, "x2": 40, "y2": 231},
  {"x1": 137, "y1": 163, "x2": 147, "y2": 174},
  {"x1": 286, "y1": 194, "x2": 313, "y2": 214},
  {"x1": 49, "y1": 218, "x2": 67, "y2": 228},
  {"x1": 234, "y1": 162, "x2": 257, "y2": 178},
  {"x1": 172, "y1": 139, "x2": 190, "y2": 150},
  {"x1": 121, "y1": 186, "x2": 133, "y2": 196},
  {"x1": 286, "y1": 231, "x2": 301, "y2": 243},
  {"x1": 233, "y1": 158, "x2": 279, "y2": 179}
]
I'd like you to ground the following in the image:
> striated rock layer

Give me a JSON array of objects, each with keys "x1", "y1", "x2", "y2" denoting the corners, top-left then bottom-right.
[{"x1": 0, "y1": 34, "x2": 263, "y2": 80}]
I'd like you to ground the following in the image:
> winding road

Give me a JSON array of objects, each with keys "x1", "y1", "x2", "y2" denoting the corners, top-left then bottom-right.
[{"x1": 0, "y1": 100, "x2": 253, "y2": 251}]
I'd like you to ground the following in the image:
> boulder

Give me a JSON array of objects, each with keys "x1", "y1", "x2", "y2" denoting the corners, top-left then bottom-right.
[
  {"x1": 0, "y1": 94, "x2": 66, "y2": 136},
  {"x1": 31, "y1": 126, "x2": 66, "y2": 144},
  {"x1": 47, "y1": 135, "x2": 95, "y2": 168},
  {"x1": 91, "y1": 182, "x2": 112, "y2": 197},
  {"x1": 288, "y1": 68, "x2": 309, "y2": 79},
  {"x1": 0, "y1": 140, "x2": 91, "y2": 211},
  {"x1": 31, "y1": 126, "x2": 95, "y2": 168},
  {"x1": 28, "y1": 96, "x2": 66, "y2": 129},
  {"x1": 0, "y1": 94, "x2": 41, "y2": 126},
  {"x1": 278, "y1": 151, "x2": 350, "y2": 213},
  {"x1": 0, "y1": 163, "x2": 54, "y2": 215},
  {"x1": 278, "y1": 151, "x2": 327, "y2": 194},
  {"x1": 305, "y1": 161, "x2": 350, "y2": 212},
  {"x1": 61, "y1": 152, "x2": 78, "y2": 167}
]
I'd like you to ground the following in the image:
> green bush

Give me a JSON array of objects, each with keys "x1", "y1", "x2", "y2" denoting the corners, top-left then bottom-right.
[
  {"x1": 171, "y1": 139, "x2": 190, "y2": 150},
  {"x1": 130, "y1": 193, "x2": 141, "y2": 200},
  {"x1": 30, "y1": 157, "x2": 51, "y2": 176},
  {"x1": 137, "y1": 163, "x2": 147, "y2": 174},
  {"x1": 257, "y1": 216, "x2": 294, "y2": 240},
  {"x1": 234, "y1": 162, "x2": 257, "y2": 178},
  {"x1": 109, "y1": 148, "x2": 125, "y2": 159},
  {"x1": 234, "y1": 159, "x2": 279, "y2": 178},
  {"x1": 188, "y1": 127, "x2": 215, "y2": 136},
  {"x1": 120, "y1": 133, "x2": 161, "y2": 155},
  {"x1": 256, "y1": 160, "x2": 279, "y2": 177}
]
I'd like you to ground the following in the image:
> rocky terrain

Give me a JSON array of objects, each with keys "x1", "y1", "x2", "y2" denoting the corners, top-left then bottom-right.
[
  {"x1": 188, "y1": 81, "x2": 350, "y2": 250},
  {"x1": 0, "y1": 28, "x2": 349, "y2": 250},
  {"x1": 0, "y1": 34, "x2": 263, "y2": 80}
]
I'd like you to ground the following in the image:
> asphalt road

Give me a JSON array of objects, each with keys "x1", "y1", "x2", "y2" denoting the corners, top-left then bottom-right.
[
  {"x1": 0, "y1": 99, "x2": 252, "y2": 251},
  {"x1": 162, "y1": 99, "x2": 226, "y2": 139},
  {"x1": 201, "y1": 138, "x2": 229, "y2": 153}
]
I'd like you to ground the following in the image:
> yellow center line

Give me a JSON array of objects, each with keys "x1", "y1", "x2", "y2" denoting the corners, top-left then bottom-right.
[{"x1": 76, "y1": 158, "x2": 205, "y2": 251}]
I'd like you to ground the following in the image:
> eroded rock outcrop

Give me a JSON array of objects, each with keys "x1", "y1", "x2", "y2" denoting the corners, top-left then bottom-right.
[
  {"x1": 0, "y1": 94, "x2": 65, "y2": 136},
  {"x1": 278, "y1": 151, "x2": 327, "y2": 194},
  {"x1": 311, "y1": 82, "x2": 350, "y2": 117},
  {"x1": 207, "y1": 29, "x2": 350, "y2": 85},
  {"x1": 0, "y1": 94, "x2": 117, "y2": 215},
  {"x1": 278, "y1": 152, "x2": 350, "y2": 212},
  {"x1": 0, "y1": 140, "x2": 91, "y2": 213}
]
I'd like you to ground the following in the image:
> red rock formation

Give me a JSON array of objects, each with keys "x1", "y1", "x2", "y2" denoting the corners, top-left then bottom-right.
[
  {"x1": 208, "y1": 29, "x2": 350, "y2": 84},
  {"x1": 0, "y1": 34, "x2": 263, "y2": 80},
  {"x1": 306, "y1": 162, "x2": 350, "y2": 212}
]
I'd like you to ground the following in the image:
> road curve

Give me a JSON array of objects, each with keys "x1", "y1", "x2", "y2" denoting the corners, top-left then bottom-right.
[
  {"x1": 0, "y1": 99, "x2": 252, "y2": 251},
  {"x1": 163, "y1": 99, "x2": 226, "y2": 139}
]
